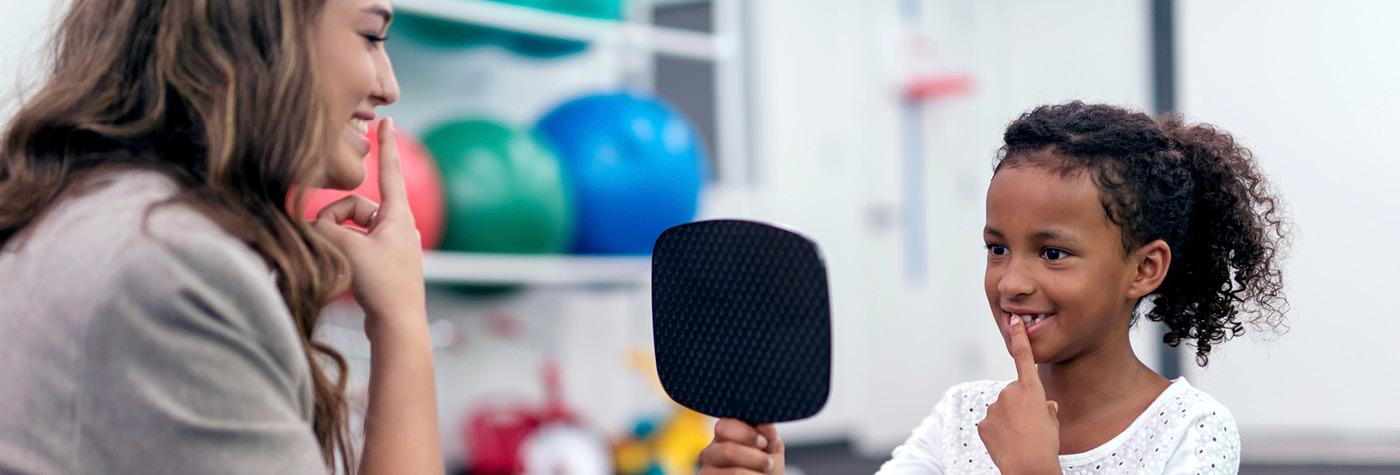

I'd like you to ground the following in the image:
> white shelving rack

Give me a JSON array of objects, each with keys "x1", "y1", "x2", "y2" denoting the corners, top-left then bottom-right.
[
  {"x1": 359, "y1": 3, "x2": 754, "y2": 463},
  {"x1": 422, "y1": 251, "x2": 650, "y2": 287},
  {"x1": 392, "y1": 0, "x2": 752, "y2": 286},
  {"x1": 396, "y1": 0, "x2": 732, "y2": 61}
]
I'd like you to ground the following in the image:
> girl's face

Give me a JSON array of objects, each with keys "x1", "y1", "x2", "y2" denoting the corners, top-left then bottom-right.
[
  {"x1": 982, "y1": 164, "x2": 1142, "y2": 364},
  {"x1": 314, "y1": 0, "x2": 400, "y2": 190}
]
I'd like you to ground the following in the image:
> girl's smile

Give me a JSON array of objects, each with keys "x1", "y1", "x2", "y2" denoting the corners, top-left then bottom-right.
[{"x1": 1002, "y1": 311, "x2": 1057, "y2": 339}]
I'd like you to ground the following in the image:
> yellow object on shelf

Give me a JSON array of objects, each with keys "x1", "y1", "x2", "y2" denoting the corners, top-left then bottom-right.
[
  {"x1": 652, "y1": 408, "x2": 710, "y2": 474},
  {"x1": 614, "y1": 348, "x2": 713, "y2": 475}
]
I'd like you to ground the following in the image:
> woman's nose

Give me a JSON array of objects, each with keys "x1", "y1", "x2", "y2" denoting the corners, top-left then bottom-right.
[{"x1": 372, "y1": 57, "x2": 400, "y2": 106}]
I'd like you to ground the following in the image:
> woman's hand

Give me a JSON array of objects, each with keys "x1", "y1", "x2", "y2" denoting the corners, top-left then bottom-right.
[
  {"x1": 699, "y1": 418, "x2": 785, "y2": 475},
  {"x1": 978, "y1": 315, "x2": 1062, "y2": 474},
  {"x1": 314, "y1": 118, "x2": 442, "y2": 474},
  {"x1": 312, "y1": 118, "x2": 427, "y2": 332}
]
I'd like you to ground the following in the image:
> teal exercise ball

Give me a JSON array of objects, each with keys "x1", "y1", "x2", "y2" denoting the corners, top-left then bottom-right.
[{"x1": 391, "y1": 0, "x2": 625, "y2": 58}]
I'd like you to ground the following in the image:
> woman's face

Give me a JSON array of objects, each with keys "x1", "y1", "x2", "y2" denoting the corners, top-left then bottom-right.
[
  {"x1": 982, "y1": 164, "x2": 1140, "y2": 365},
  {"x1": 314, "y1": 0, "x2": 400, "y2": 190}
]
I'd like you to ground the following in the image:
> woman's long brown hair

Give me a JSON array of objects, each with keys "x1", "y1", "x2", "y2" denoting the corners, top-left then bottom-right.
[{"x1": 0, "y1": 0, "x2": 355, "y2": 471}]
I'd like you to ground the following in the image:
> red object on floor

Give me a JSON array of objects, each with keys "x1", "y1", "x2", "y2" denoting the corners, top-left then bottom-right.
[
  {"x1": 466, "y1": 405, "x2": 542, "y2": 474},
  {"x1": 463, "y1": 360, "x2": 578, "y2": 474}
]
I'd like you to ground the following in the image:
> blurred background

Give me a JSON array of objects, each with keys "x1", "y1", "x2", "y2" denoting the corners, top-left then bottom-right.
[{"x1": 3, "y1": 0, "x2": 1399, "y2": 473}]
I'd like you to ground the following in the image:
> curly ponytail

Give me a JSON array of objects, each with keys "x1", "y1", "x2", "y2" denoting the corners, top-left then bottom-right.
[{"x1": 995, "y1": 101, "x2": 1289, "y2": 366}]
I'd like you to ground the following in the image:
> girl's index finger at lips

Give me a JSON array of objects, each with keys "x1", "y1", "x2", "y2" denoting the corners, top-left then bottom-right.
[{"x1": 1007, "y1": 315, "x2": 1042, "y2": 388}]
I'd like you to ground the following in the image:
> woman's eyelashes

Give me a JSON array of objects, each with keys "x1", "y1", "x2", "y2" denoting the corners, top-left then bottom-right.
[{"x1": 362, "y1": 33, "x2": 388, "y2": 46}]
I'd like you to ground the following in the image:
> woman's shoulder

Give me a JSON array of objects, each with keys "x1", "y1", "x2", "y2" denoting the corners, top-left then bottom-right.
[
  {"x1": 25, "y1": 169, "x2": 270, "y2": 277},
  {"x1": 1, "y1": 169, "x2": 289, "y2": 324},
  {"x1": 87, "y1": 171, "x2": 292, "y2": 323},
  {"x1": 8, "y1": 170, "x2": 217, "y2": 252},
  {"x1": 0, "y1": 170, "x2": 317, "y2": 473}
]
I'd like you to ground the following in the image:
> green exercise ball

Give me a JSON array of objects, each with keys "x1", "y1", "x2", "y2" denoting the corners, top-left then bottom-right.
[{"x1": 423, "y1": 119, "x2": 575, "y2": 255}]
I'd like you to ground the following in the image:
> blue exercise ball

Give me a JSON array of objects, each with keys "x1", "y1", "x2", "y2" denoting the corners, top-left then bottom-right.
[{"x1": 534, "y1": 91, "x2": 708, "y2": 255}]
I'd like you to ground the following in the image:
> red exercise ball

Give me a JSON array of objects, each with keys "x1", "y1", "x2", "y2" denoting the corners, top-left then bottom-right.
[{"x1": 301, "y1": 124, "x2": 446, "y2": 250}]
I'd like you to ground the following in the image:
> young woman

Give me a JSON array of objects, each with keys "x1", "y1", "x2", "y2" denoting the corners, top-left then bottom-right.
[{"x1": 0, "y1": 1, "x2": 441, "y2": 473}]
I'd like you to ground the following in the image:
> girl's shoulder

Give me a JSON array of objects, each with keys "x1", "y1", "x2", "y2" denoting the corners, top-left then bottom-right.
[
  {"x1": 931, "y1": 378, "x2": 1239, "y2": 472},
  {"x1": 1058, "y1": 378, "x2": 1240, "y2": 473},
  {"x1": 1158, "y1": 377, "x2": 1236, "y2": 423},
  {"x1": 934, "y1": 379, "x2": 1012, "y2": 415},
  {"x1": 1134, "y1": 377, "x2": 1238, "y2": 440},
  {"x1": 942, "y1": 379, "x2": 1013, "y2": 400},
  {"x1": 932, "y1": 377, "x2": 1235, "y2": 426}
]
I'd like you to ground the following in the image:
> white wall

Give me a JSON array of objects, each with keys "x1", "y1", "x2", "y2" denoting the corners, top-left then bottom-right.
[
  {"x1": 1179, "y1": 0, "x2": 1400, "y2": 463},
  {"x1": 0, "y1": 0, "x2": 59, "y2": 123},
  {"x1": 737, "y1": 0, "x2": 1159, "y2": 453}
]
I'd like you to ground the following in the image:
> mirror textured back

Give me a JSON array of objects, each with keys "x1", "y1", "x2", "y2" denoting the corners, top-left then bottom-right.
[{"x1": 651, "y1": 220, "x2": 831, "y2": 423}]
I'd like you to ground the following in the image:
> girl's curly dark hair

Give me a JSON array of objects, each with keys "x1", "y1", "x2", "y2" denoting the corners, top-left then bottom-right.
[{"x1": 994, "y1": 101, "x2": 1288, "y2": 366}]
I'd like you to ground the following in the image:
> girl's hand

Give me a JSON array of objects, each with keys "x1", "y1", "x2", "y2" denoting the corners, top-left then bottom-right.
[
  {"x1": 978, "y1": 315, "x2": 1062, "y2": 474},
  {"x1": 312, "y1": 118, "x2": 427, "y2": 332},
  {"x1": 699, "y1": 418, "x2": 785, "y2": 475}
]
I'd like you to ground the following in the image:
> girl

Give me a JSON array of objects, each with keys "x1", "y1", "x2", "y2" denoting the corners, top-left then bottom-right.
[
  {"x1": 0, "y1": 0, "x2": 441, "y2": 473},
  {"x1": 697, "y1": 101, "x2": 1288, "y2": 474}
]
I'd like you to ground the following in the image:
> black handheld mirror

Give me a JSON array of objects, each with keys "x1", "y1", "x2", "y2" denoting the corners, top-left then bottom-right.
[{"x1": 651, "y1": 219, "x2": 831, "y2": 424}]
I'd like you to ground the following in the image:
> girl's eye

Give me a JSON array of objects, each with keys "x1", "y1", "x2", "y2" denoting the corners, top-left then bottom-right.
[
  {"x1": 363, "y1": 34, "x2": 388, "y2": 46},
  {"x1": 985, "y1": 244, "x2": 1008, "y2": 256},
  {"x1": 1041, "y1": 248, "x2": 1070, "y2": 261}
]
